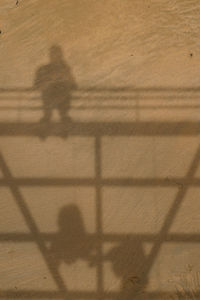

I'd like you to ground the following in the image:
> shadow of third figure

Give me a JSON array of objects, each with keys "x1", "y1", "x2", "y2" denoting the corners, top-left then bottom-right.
[
  {"x1": 106, "y1": 238, "x2": 148, "y2": 300},
  {"x1": 34, "y1": 45, "x2": 77, "y2": 123}
]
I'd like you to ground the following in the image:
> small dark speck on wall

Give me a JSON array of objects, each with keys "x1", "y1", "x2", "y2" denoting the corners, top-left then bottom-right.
[{"x1": 190, "y1": 53, "x2": 193, "y2": 57}]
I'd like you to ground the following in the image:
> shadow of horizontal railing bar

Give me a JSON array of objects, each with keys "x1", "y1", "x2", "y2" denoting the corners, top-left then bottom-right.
[
  {"x1": 0, "y1": 176, "x2": 198, "y2": 186},
  {"x1": 1, "y1": 232, "x2": 200, "y2": 243},
  {"x1": 0, "y1": 121, "x2": 199, "y2": 136},
  {"x1": 1, "y1": 95, "x2": 200, "y2": 101},
  {"x1": 1, "y1": 86, "x2": 200, "y2": 92},
  {"x1": 1, "y1": 104, "x2": 200, "y2": 110},
  {"x1": 0, "y1": 290, "x2": 199, "y2": 299},
  {"x1": 0, "y1": 89, "x2": 200, "y2": 100}
]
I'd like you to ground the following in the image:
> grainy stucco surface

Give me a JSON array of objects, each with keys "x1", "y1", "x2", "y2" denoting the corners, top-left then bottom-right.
[{"x1": 1, "y1": 1, "x2": 200, "y2": 299}]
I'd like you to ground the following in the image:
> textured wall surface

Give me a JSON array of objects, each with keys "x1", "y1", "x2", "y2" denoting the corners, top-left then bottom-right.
[{"x1": 1, "y1": 1, "x2": 200, "y2": 299}]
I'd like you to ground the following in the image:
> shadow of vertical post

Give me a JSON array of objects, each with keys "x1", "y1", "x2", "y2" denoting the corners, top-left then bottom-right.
[
  {"x1": 0, "y1": 152, "x2": 69, "y2": 300},
  {"x1": 95, "y1": 135, "x2": 104, "y2": 300}
]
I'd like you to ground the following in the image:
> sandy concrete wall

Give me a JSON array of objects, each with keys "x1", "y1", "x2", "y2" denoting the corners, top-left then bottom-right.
[{"x1": 1, "y1": 1, "x2": 200, "y2": 300}]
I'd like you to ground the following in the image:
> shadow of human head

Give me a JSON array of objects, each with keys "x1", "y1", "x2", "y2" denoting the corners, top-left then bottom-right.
[
  {"x1": 34, "y1": 44, "x2": 77, "y2": 134},
  {"x1": 49, "y1": 44, "x2": 64, "y2": 64},
  {"x1": 58, "y1": 204, "x2": 86, "y2": 235},
  {"x1": 49, "y1": 204, "x2": 95, "y2": 267},
  {"x1": 106, "y1": 238, "x2": 147, "y2": 299}
]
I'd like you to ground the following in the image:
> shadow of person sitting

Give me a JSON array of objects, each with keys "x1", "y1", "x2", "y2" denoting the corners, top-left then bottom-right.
[
  {"x1": 49, "y1": 205, "x2": 96, "y2": 268},
  {"x1": 106, "y1": 238, "x2": 148, "y2": 300},
  {"x1": 34, "y1": 45, "x2": 77, "y2": 137}
]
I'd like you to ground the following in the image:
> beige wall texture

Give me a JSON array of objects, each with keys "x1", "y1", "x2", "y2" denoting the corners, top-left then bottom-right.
[{"x1": 1, "y1": 0, "x2": 200, "y2": 299}]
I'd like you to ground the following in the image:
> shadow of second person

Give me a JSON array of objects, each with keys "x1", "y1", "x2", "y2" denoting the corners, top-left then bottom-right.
[
  {"x1": 49, "y1": 205, "x2": 95, "y2": 267},
  {"x1": 34, "y1": 45, "x2": 77, "y2": 123},
  {"x1": 106, "y1": 238, "x2": 148, "y2": 300}
]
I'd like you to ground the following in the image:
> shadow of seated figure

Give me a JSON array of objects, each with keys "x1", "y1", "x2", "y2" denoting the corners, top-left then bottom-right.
[
  {"x1": 34, "y1": 45, "x2": 77, "y2": 123},
  {"x1": 49, "y1": 205, "x2": 96, "y2": 267},
  {"x1": 106, "y1": 238, "x2": 148, "y2": 300}
]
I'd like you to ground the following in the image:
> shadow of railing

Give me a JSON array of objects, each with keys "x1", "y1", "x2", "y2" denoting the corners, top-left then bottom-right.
[
  {"x1": 0, "y1": 86, "x2": 200, "y2": 136},
  {"x1": 1, "y1": 86, "x2": 200, "y2": 300}
]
